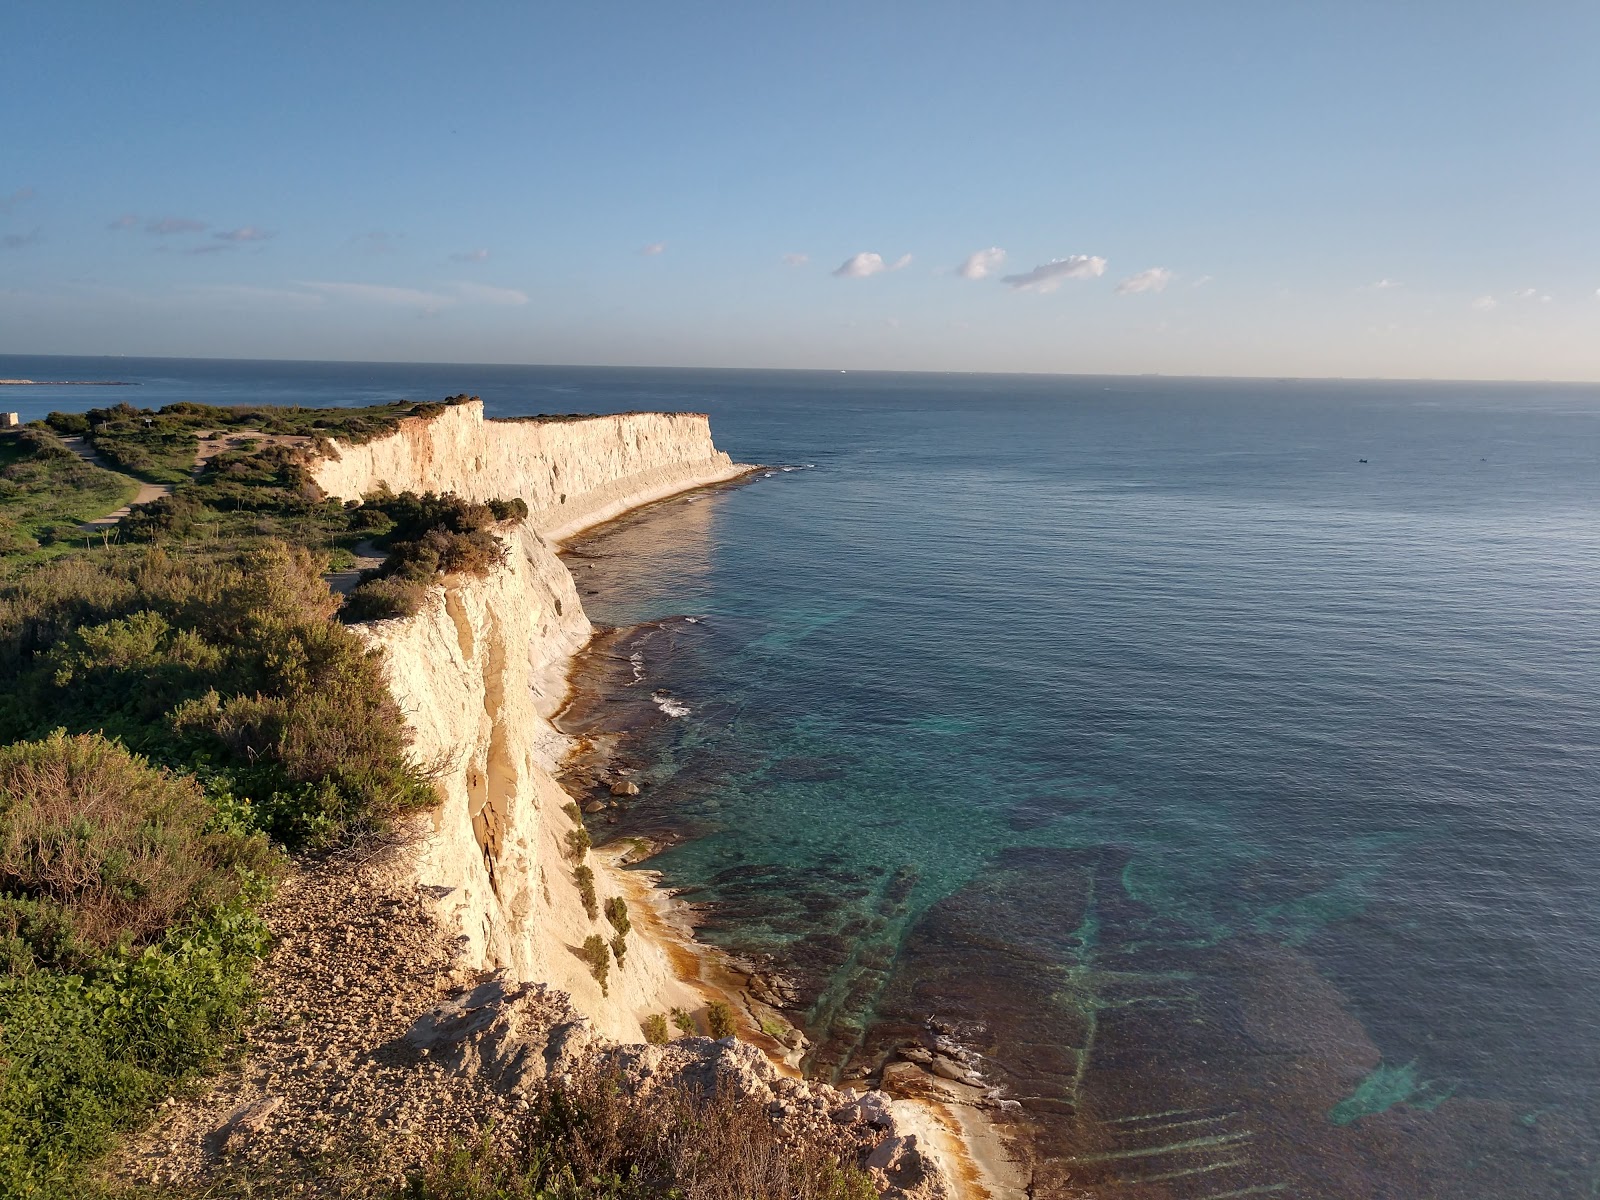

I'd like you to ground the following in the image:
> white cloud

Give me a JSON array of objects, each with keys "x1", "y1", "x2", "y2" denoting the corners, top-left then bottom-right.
[
  {"x1": 956, "y1": 247, "x2": 1006, "y2": 280},
  {"x1": 641, "y1": 242, "x2": 666, "y2": 256},
  {"x1": 782, "y1": 252, "x2": 809, "y2": 267},
  {"x1": 108, "y1": 214, "x2": 139, "y2": 230},
  {"x1": 1512, "y1": 287, "x2": 1536, "y2": 300},
  {"x1": 451, "y1": 281, "x2": 528, "y2": 306},
  {"x1": 834, "y1": 252, "x2": 886, "y2": 278},
  {"x1": 214, "y1": 226, "x2": 273, "y2": 243},
  {"x1": 832, "y1": 251, "x2": 912, "y2": 278},
  {"x1": 1191, "y1": 274, "x2": 1214, "y2": 288},
  {"x1": 451, "y1": 248, "x2": 490, "y2": 262},
  {"x1": 1372, "y1": 278, "x2": 1402, "y2": 290},
  {"x1": 1115, "y1": 267, "x2": 1173, "y2": 295},
  {"x1": 1471, "y1": 294, "x2": 1497, "y2": 312},
  {"x1": 302, "y1": 281, "x2": 450, "y2": 311},
  {"x1": 1000, "y1": 255, "x2": 1107, "y2": 292}
]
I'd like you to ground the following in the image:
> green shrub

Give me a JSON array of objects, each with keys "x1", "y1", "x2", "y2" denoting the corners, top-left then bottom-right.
[
  {"x1": 642, "y1": 1013, "x2": 669, "y2": 1045},
  {"x1": 603, "y1": 895, "x2": 630, "y2": 936},
  {"x1": 0, "y1": 731, "x2": 275, "y2": 1198},
  {"x1": 610, "y1": 931, "x2": 627, "y2": 966},
  {"x1": 0, "y1": 542, "x2": 436, "y2": 847},
  {"x1": 581, "y1": 934, "x2": 609, "y2": 996},
  {"x1": 573, "y1": 865, "x2": 598, "y2": 921},
  {"x1": 564, "y1": 826, "x2": 591, "y2": 862},
  {"x1": 44, "y1": 412, "x2": 91, "y2": 437},
  {"x1": 706, "y1": 1000, "x2": 736, "y2": 1040},
  {"x1": 671, "y1": 1006, "x2": 697, "y2": 1037},
  {"x1": 344, "y1": 574, "x2": 429, "y2": 622},
  {"x1": 561, "y1": 801, "x2": 581, "y2": 823},
  {"x1": 0, "y1": 730, "x2": 272, "y2": 956}
]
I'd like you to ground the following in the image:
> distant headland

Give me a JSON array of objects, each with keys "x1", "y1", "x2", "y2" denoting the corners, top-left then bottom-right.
[{"x1": 0, "y1": 378, "x2": 136, "y2": 385}]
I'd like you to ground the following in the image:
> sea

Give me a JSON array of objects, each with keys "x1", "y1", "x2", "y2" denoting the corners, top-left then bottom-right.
[{"x1": 5, "y1": 354, "x2": 1600, "y2": 1197}]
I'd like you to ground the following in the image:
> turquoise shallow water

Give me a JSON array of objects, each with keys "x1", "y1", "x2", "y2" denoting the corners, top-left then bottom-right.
[{"x1": 9, "y1": 356, "x2": 1600, "y2": 1195}]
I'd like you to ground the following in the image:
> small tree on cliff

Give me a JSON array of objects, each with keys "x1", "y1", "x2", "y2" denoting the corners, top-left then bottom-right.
[{"x1": 581, "y1": 934, "x2": 610, "y2": 996}]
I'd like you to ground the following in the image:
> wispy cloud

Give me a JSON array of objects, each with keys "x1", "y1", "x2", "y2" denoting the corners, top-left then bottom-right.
[
  {"x1": 214, "y1": 226, "x2": 274, "y2": 243},
  {"x1": 2, "y1": 229, "x2": 41, "y2": 250},
  {"x1": 302, "y1": 281, "x2": 452, "y2": 312},
  {"x1": 1191, "y1": 274, "x2": 1214, "y2": 288},
  {"x1": 145, "y1": 217, "x2": 208, "y2": 235},
  {"x1": 1000, "y1": 255, "x2": 1107, "y2": 292},
  {"x1": 832, "y1": 252, "x2": 912, "y2": 278},
  {"x1": 451, "y1": 248, "x2": 490, "y2": 263},
  {"x1": 0, "y1": 187, "x2": 35, "y2": 215},
  {"x1": 108, "y1": 214, "x2": 139, "y2": 231},
  {"x1": 782, "y1": 252, "x2": 809, "y2": 267},
  {"x1": 1371, "y1": 278, "x2": 1403, "y2": 290},
  {"x1": 451, "y1": 281, "x2": 528, "y2": 306},
  {"x1": 298, "y1": 279, "x2": 530, "y2": 314},
  {"x1": 641, "y1": 242, "x2": 666, "y2": 256},
  {"x1": 1115, "y1": 266, "x2": 1173, "y2": 295},
  {"x1": 1471, "y1": 294, "x2": 1497, "y2": 312},
  {"x1": 956, "y1": 247, "x2": 1006, "y2": 280}
]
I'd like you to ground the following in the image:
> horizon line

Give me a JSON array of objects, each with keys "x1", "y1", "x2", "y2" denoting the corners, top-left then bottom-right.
[{"x1": 2, "y1": 349, "x2": 1598, "y2": 389}]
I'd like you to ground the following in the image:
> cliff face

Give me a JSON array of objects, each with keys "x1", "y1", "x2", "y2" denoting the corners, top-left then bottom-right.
[
  {"x1": 310, "y1": 401, "x2": 747, "y2": 541},
  {"x1": 310, "y1": 402, "x2": 749, "y2": 1040}
]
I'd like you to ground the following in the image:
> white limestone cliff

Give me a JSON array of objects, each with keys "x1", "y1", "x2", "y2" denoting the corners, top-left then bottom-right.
[{"x1": 309, "y1": 401, "x2": 751, "y2": 1041}]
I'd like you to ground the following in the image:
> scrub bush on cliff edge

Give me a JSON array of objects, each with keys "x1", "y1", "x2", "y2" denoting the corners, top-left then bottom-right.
[
  {"x1": 400, "y1": 1068, "x2": 877, "y2": 1200},
  {"x1": 0, "y1": 541, "x2": 436, "y2": 846}
]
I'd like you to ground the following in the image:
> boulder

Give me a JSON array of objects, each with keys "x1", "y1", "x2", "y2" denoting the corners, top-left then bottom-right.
[{"x1": 403, "y1": 971, "x2": 592, "y2": 1094}]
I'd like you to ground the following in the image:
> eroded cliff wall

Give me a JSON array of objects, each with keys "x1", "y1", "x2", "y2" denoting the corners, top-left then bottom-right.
[
  {"x1": 310, "y1": 403, "x2": 749, "y2": 1040},
  {"x1": 310, "y1": 401, "x2": 748, "y2": 541}
]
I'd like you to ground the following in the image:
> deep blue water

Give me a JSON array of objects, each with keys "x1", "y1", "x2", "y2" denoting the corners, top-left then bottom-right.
[{"x1": 7, "y1": 355, "x2": 1600, "y2": 1196}]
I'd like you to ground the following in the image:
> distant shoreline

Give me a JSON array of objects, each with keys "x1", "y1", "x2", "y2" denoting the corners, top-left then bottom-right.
[{"x1": 0, "y1": 379, "x2": 136, "y2": 386}]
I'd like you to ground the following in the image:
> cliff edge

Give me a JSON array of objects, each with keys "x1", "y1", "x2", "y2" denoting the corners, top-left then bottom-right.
[{"x1": 310, "y1": 401, "x2": 752, "y2": 1040}]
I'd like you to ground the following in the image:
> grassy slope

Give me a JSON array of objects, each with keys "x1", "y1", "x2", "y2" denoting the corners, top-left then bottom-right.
[{"x1": 0, "y1": 434, "x2": 140, "y2": 561}]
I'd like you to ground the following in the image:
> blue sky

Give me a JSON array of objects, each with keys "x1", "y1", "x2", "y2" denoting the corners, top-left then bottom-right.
[{"x1": 3, "y1": 1, "x2": 1599, "y2": 378}]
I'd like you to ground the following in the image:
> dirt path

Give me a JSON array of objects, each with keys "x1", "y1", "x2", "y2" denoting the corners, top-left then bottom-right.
[
  {"x1": 61, "y1": 436, "x2": 172, "y2": 528},
  {"x1": 326, "y1": 538, "x2": 386, "y2": 595}
]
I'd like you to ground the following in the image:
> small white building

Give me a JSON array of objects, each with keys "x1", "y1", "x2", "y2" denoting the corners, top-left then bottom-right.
[{"x1": 0, "y1": 413, "x2": 20, "y2": 429}]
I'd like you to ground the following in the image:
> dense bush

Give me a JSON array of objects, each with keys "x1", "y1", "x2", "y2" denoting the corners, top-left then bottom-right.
[
  {"x1": 344, "y1": 491, "x2": 528, "y2": 624},
  {"x1": 0, "y1": 543, "x2": 436, "y2": 846},
  {"x1": 0, "y1": 731, "x2": 272, "y2": 958},
  {"x1": 706, "y1": 1001, "x2": 736, "y2": 1041},
  {"x1": 604, "y1": 896, "x2": 631, "y2": 937},
  {"x1": 0, "y1": 731, "x2": 275, "y2": 1199},
  {"x1": 399, "y1": 1069, "x2": 877, "y2": 1200}
]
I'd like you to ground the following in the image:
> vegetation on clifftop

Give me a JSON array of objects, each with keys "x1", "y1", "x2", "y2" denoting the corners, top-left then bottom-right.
[{"x1": 0, "y1": 398, "x2": 535, "y2": 1197}]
